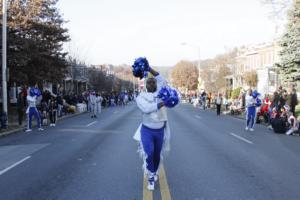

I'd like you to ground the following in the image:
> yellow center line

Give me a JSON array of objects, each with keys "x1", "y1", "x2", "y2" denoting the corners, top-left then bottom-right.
[
  {"x1": 159, "y1": 164, "x2": 172, "y2": 200},
  {"x1": 143, "y1": 174, "x2": 153, "y2": 200}
]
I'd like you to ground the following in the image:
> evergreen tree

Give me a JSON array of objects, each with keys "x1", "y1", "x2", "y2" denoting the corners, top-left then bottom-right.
[
  {"x1": 279, "y1": 2, "x2": 300, "y2": 84},
  {"x1": 0, "y1": 0, "x2": 69, "y2": 85}
]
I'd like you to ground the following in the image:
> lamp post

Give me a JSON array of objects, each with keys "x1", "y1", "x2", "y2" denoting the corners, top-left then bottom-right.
[
  {"x1": 181, "y1": 42, "x2": 202, "y2": 92},
  {"x1": 2, "y1": 0, "x2": 8, "y2": 128}
]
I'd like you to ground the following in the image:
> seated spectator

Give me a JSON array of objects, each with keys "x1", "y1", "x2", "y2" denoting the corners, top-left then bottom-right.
[
  {"x1": 271, "y1": 113, "x2": 287, "y2": 134},
  {"x1": 280, "y1": 105, "x2": 289, "y2": 124},
  {"x1": 286, "y1": 110, "x2": 299, "y2": 136},
  {"x1": 258, "y1": 98, "x2": 271, "y2": 123},
  {"x1": 229, "y1": 99, "x2": 243, "y2": 115},
  {"x1": 267, "y1": 107, "x2": 274, "y2": 129}
]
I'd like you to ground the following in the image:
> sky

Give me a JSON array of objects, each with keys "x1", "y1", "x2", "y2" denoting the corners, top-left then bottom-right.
[{"x1": 57, "y1": 0, "x2": 288, "y2": 66}]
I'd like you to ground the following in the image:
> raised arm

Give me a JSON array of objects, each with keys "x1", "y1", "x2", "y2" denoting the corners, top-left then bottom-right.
[
  {"x1": 148, "y1": 67, "x2": 167, "y2": 91},
  {"x1": 149, "y1": 67, "x2": 159, "y2": 76}
]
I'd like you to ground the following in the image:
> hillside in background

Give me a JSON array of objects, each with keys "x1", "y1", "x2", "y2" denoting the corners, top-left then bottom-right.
[{"x1": 154, "y1": 66, "x2": 173, "y2": 82}]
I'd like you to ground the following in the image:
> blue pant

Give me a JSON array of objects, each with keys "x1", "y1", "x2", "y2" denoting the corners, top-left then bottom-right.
[
  {"x1": 28, "y1": 107, "x2": 41, "y2": 129},
  {"x1": 141, "y1": 125, "x2": 164, "y2": 173},
  {"x1": 246, "y1": 106, "x2": 256, "y2": 128}
]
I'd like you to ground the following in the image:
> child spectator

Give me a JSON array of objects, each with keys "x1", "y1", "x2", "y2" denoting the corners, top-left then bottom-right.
[
  {"x1": 286, "y1": 113, "x2": 299, "y2": 135},
  {"x1": 49, "y1": 96, "x2": 58, "y2": 126}
]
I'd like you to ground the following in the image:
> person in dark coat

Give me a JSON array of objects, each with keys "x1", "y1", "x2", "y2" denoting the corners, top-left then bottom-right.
[
  {"x1": 287, "y1": 88, "x2": 298, "y2": 117},
  {"x1": 17, "y1": 89, "x2": 25, "y2": 126},
  {"x1": 49, "y1": 96, "x2": 58, "y2": 126},
  {"x1": 215, "y1": 93, "x2": 222, "y2": 116}
]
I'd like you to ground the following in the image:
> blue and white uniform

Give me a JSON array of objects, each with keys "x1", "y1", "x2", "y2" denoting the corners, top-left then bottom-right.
[
  {"x1": 246, "y1": 94, "x2": 256, "y2": 129},
  {"x1": 26, "y1": 91, "x2": 42, "y2": 130},
  {"x1": 245, "y1": 92, "x2": 261, "y2": 130},
  {"x1": 134, "y1": 74, "x2": 171, "y2": 177}
]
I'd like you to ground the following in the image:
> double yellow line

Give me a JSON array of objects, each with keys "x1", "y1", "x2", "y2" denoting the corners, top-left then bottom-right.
[{"x1": 143, "y1": 164, "x2": 172, "y2": 200}]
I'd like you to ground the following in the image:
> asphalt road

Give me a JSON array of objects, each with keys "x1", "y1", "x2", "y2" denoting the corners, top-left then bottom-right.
[{"x1": 1, "y1": 103, "x2": 300, "y2": 200}]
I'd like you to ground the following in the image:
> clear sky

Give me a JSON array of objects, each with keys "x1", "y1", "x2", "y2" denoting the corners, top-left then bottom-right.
[{"x1": 57, "y1": 0, "x2": 287, "y2": 66}]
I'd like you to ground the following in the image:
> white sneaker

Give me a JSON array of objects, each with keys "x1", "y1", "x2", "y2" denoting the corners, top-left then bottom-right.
[
  {"x1": 53, "y1": 124, "x2": 56, "y2": 127},
  {"x1": 250, "y1": 128, "x2": 254, "y2": 132},
  {"x1": 25, "y1": 129, "x2": 32, "y2": 132},
  {"x1": 245, "y1": 127, "x2": 249, "y2": 131},
  {"x1": 154, "y1": 174, "x2": 159, "y2": 182},
  {"x1": 38, "y1": 128, "x2": 44, "y2": 131},
  {"x1": 147, "y1": 179, "x2": 155, "y2": 191},
  {"x1": 147, "y1": 174, "x2": 155, "y2": 190}
]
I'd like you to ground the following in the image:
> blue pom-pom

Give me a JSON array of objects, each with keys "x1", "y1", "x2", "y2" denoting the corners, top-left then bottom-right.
[
  {"x1": 252, "y1": 90, "x2": 260, "y2": 98},
  {"x1": 29, "y1": 88, "x2": 35, "y2": 97},
  {"x1": 157, "y1": 87, "x2": 170, "y2": 101},
  {"x1": 34, "y1": 88, "x2": 41, "y2": 96},
  {"x1": 30, "y1": 87, "x2": 41, "y2": 97},
  {"x1": 132, "y1": 57, "x2": 150, "y2": 79},
  {"x1": 157, "y1": 86, "x2": 180, "y2": 108},
  {"x1": 256, "y1": 98, "x2": 262, "y2": 107}
]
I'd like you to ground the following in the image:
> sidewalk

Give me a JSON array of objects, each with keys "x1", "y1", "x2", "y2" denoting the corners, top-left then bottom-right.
[
  {"x1": 203, "y1": 105, "x2": 300, "y2": 135},
  {"x1": 0, "y1": 111, "x2": 86, "y2": 138}
]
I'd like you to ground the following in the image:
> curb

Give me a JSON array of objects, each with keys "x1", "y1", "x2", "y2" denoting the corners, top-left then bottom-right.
[
  {"x1": 0, "y1": 127, "x2": 24, "y2": 138},
  {"x1": 0, "y1": 111, "x2": 87, "y2": 138}
]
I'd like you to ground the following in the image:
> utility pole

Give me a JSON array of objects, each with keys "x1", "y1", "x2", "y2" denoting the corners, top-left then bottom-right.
[{"x1": 2, "y1": 0, "x2": 8, "y2": 128}]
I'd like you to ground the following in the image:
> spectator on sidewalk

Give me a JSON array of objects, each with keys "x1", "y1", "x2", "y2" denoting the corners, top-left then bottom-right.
[
  {"x1": 207, "y1": 92, "x2": 212, "y2": 108},
  {"x1": 40, "y1": 100, "x2": 49, "y2": 126},
  {"x1": 240, "y1": 90, "x2": 246, "y2": 109},
  {"x1": 280, "y1": 105, "x2": 290, "y2": 127},
  {"x1": 286, "y1": 111, "x2": 299, "y2": 135},
  {"x1": 49, "y1": 96, "x2": 58, "y2": 127},
  {"x1": 287, "y1": 88, "x2": 298, "y2": 117},
  {"x1": 223, "y1": 95, "x2": 229, "y2": 111},
  {"x1": 124, "y1": 93, "x2": 129, "y2": 105},
  {"x1": 96, "y1": 93, "x2": 103, "y2": 114},
  {"x1": 215, "y1": 93, "x2": 222, "y2": 116},
  {"x1": 57, "y1": 95, "x2": 63, "y2": 117},
  {"x1": 17, "y1": 89, "x2": 26, "y2": 126},
  {"x1": 260, "y1": 95, "x2": 271, "y2": 124},
  {"x1": 271, "y1": 112, "x2": 287, "y2": 134},
  {"x1": 272, "y1": 91, "x2": 280, "y2": 111},
  {"x1": 90, "y1": 92, "x2": 97, "y2": 118},
  {"x1": 201, "y1": 90, "x2": 207, "y2": 110}
]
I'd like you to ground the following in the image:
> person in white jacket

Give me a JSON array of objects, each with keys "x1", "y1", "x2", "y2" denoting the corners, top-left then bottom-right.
[
  {"x1": 89, "y1": 92, "x2": 97, "y2": 118},
  {"x1": 96, "y1": 93, "x2": 103, "y2": 114},
  {"x1": 134, "y1": 67, "x2": 170, "y2": 191},
  {"x1": 286, "y1": 106, "x2": 299, "y2": 135}
]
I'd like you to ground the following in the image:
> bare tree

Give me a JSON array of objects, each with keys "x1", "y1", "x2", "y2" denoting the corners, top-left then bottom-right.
[
  {"x1": 244, "y1": 70, "x2": 258, "y2": 88},
  {"x1": 215, "y1": 66, "x2": 232, "y2": 93},
  {"x1": 199, "y1": 49, "x2": 236, "y2": 93},
  {"x1": 260, "y1": 0, "x2": 293, "y2": 34},
  {"x1": 261, "y1": 0, "x2": 292, "y2": 19},
  {"x1": 171, "y1": 60, "x2": 199, "y2": 91}
]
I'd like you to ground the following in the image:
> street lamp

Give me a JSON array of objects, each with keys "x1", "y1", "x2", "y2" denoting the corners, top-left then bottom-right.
[
  {"x1": 2, "y1": 0, "x2": 8, "y2": 128},
  {"x1": 181, "y1": 42, "x2": 202, "y2": 91}
]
